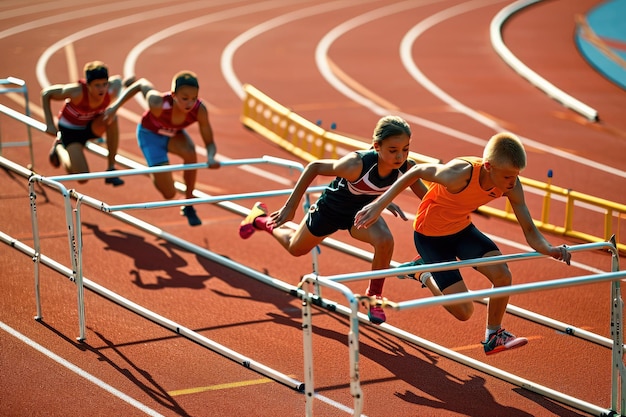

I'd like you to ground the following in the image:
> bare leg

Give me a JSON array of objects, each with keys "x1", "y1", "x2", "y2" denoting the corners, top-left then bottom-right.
[
  {"x1": 167, "y1": 131, "x2": 197, "y2": 199},
  {"x1": 476, "y1": 251, "x2": 512, "y2": 328},
  {"x1": 104, "y1": 118, "x2": 119, "y2": 170},
  {"x1": 152, "y1": 170, "x2": 177, "y2": 199},
  {"x1": 272, "y1": 216, "x2": 324, "y2": 257},
  {"x1": 63, "y1": 143, "x2": 89, "y2": 183},
  {"x1": 350, "y1": 218, "x2": 394, "y2": 296}
]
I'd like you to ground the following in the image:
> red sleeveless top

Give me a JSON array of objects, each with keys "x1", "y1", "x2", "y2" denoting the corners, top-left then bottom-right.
[
  {"x1": 58, "y1": 80, "x2": 110, "y2": 127},
  {"x1": 140, "y1": 93, "x2": 201, "y2": 137}
]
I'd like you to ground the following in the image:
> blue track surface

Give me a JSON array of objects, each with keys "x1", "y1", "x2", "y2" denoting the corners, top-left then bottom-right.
[{"x1": 576, "y1": 0, "x2": 626, "y2": 90}]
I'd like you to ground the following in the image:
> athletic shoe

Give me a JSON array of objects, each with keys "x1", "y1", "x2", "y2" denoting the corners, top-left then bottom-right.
[
  {"x1": 49, "y1": 139, "x2": 61, "y2": 168},
  {"x1": 396, "y1": 255, "x2": 430, "y2": 287},
  {"x1": 104, "y1": 168, "x2": 124, "y2": 187},
  {"x1": 482, "y1": 328, "x2": 528, "y2": 355},
  {"x1": 367, "y1": 296, "x2": 386, "y2": 325},
  {"x1": 181, "y1": 205, "x2": 202, "y2": 226},
  {"x1": 239, "y1": 201, "x2": 268, "y2": 239}
]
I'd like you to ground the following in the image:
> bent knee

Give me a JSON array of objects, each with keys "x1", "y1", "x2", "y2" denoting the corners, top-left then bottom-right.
[
  {"x1": 287, "y1": 247, "x2": 309, "y2": 257},
  {"x1": 180, "y1": 149, "x2": 197, "y2": 162},
  {"x1": 450, "y1": 303, "x2": 474, "y2": 321},
  {"x1": 159, "y1": 188, "x2": 176, "y2": 200},
  {"x1": 372, "y1": 234, "x2": 394, "y2": 254},
  {"x1": 491, "y1": 270, "x2": 512, "y2": 287}
]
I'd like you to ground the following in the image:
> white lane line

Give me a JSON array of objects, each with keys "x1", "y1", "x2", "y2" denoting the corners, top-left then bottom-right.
[
  {"x1": 0, "y1": 0, "x2": 175, "y2": 41},
  {"x1": 221, "y1": 0, "x2": 382, "y2": 99},
  {"x1": 35, "y1": 0, "x2": 235, "y2": 87},
  {"x1": 311, "y1": 0, "x2": 625, "y2": 179},
  {"x1": 398, "y1": 0, "x2": 626, "y2": 178},
  {"x1": 0, "y1": 321, "x2": 166, "y2": 417}
]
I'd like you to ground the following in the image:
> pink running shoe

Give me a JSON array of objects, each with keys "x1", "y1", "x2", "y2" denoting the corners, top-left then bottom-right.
[
  {"x1": 366, "y1": 296, "x2": 386, "y2": 325},
  {"x1": 239, "y1": 202, "x2": 268, "y2": 239},
  {"x1": 482, "y1": 328, "x2": 528, "y2": 355}
]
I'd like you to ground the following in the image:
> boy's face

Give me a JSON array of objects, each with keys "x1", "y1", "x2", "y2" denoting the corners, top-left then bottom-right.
[
  {"x1": 87, "y1": 79, "x2": 109, "y2": 98},
  {"x1": 173, "y1": 85, "x2": 199, "y2": 112},
  {"x1": 374, "y1": 133, "x2": 411, "y2": 169},
  {"x1": 486, "y1": 162, "x2": 520, "y2": 191}
]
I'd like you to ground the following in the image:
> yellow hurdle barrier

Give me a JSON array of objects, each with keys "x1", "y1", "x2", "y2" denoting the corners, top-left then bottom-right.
[
  {"x1": 240, "y1": 83, "x2": 625, "y2": 254},
  {"x1": 241, "y1": 83, "x2": 440, "y2": 165}
]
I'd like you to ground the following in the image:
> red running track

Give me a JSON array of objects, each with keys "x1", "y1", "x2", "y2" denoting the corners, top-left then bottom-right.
[{"x1": 1, "y1": 1, "x2": 625, "y2": 416}]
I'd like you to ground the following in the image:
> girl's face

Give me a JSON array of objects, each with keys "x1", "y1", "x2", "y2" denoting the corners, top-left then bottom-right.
[
  {"x1": 374, "y1": 133, "x2": 411, "y2": 169},
  {"x1": 173, "y1": 85, "x2": 199, "y2": 112}
]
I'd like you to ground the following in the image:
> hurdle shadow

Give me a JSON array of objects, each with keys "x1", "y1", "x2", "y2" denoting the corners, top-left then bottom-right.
[
  {"x1": 265, "y1": 311, "x2": 586, "y2": 417},
  {"x1": 35, "y1": 320, "x2": 191, "y2": 416},
  {"x1": 197, "y1": 256, "x2": 302, "y2": 319},
  {"x1": 83, "y1": 223, "x2": 214, "y2": 290}
]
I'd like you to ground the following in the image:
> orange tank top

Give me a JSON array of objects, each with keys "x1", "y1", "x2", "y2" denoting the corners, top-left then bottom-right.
[{"x1": 413, "y1": 157, "x2": 503, "y2": 236}]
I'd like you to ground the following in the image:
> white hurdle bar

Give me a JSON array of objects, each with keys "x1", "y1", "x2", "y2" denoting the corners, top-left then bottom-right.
[
  {"x1": 4, "y1": 153, "x2": 625, "y2": 415},
  {"x1": 300, "y1": 240, "x2": 624, "y2": 417},
  {"x1": 0, "y1": 229, "x2": 305, "y2": 392},
  {"x1": 24, "y1": 156, "x2": 313, "y2": 338}
]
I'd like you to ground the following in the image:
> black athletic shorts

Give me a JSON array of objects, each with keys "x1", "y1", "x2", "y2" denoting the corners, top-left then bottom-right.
[
  {"x1": 413, "y1": 223, "x2": 499, "y2": 291},
  {"x1": 305, "y1": 201, "x2": 355, "y2": 237},
  {"x1": 58, "y1": 120, "x2": 99, "y2": 147}
]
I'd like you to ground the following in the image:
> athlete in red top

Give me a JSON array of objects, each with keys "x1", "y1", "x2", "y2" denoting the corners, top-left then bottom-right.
[
  {"x1": 109, "y1": 71, "x2": 219, "y2": 226},
  {"x1": 41, "y1": 61, "x2": 132, "y2": 185},
  {"x1": 354, "y1": 132, "x2": 571, "y2": 354}
]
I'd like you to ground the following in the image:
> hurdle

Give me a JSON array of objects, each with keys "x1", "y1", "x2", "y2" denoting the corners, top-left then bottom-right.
[
  {"x1": 25, "y1": 156, "x2": 320, "y2": 340},
  {"x1": 2, "y1": 100, "x2": 625, "y2": 416},
  {"x1": 4, "y1": 152, "x2": 624, "y2": 415},
  {"x1": 0, "y1": 84, "x2": 35, "y2": 168},
  {"x1": 3, "y1": 155, "x2": 328, "y2": 393},
  {"x1": 300, "y1": 240, "x2": 625, "y2": 417}
]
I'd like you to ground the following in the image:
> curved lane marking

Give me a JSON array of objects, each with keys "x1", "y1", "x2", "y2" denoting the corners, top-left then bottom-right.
[
  {"x1": 35, "y1": 0, "x2": 235, "y2": 87},
  {"x1": 221, "y1": 0, "x2": 381, "y2": 99},
  {"x1": 311, "y1": 0, "x2": 625, "y2": 178}
]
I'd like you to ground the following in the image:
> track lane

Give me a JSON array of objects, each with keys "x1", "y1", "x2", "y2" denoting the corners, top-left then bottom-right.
[{"x1": 1, "y1": 1, "x2": 621, "y2": 416}]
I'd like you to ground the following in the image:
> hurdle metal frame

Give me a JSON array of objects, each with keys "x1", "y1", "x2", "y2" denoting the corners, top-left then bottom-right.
[
  {"x1": 2, "y1": 108, "x2": 625, "y2": 416},
  {"x1": 3, "y1": 152, "x2": 624, "y2": 416},
  {"x1": 25, "y1": 156, "x2": 320, "y2": 340},
  {"x1": 300, "y1": 241, "x2": 625, "y2": 417},
  {"x1": 0, "y1": 78, "x2": 34, "y2": 168}
]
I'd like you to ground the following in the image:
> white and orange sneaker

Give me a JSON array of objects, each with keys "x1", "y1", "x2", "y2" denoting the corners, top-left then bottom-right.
[{"x1": 482, "y1": 328, "x2": 528, "y2": 355}]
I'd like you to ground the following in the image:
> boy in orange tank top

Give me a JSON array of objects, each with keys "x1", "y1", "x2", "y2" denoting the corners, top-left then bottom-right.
[{"x1": 354, "y1": 132, "x2": 571, "y2": 355}]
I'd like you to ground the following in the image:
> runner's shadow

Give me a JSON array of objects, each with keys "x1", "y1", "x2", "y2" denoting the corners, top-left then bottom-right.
[
  {"x1": 86, "y1": 330, "x2": 192, "y2": 416},
  {"x1": 197, "y1": 258, "x2": 301, "y2": 318},
  {"x1": 267, "y1": 311, "x2": 582, "y2": 417},
  {"x1": 35, "y1": 320, "x2": 192, "y2": 416},
  {"x1": 83, "y1": 223, "x2": 212, "y2": 290}
]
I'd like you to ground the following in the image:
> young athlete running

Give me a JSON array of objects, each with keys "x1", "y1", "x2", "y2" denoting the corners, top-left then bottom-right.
[
  {"x1": 42, "y1": 61, "x2": 133, "y2": 185},
  {"x1": 108, "y1": 71, "x2": 220, "y2": 226},
  {"x1": 238, "y1": 115, "x2": 427, "y2": 324},
  {"x1": 354, "y1": 132, "x2": 571, "y2": 354}
]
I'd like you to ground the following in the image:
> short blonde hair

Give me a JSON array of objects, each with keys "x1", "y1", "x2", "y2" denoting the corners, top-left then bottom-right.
[{"x1": 483, "y1": 132, "x2": 526, "y2": 169}]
